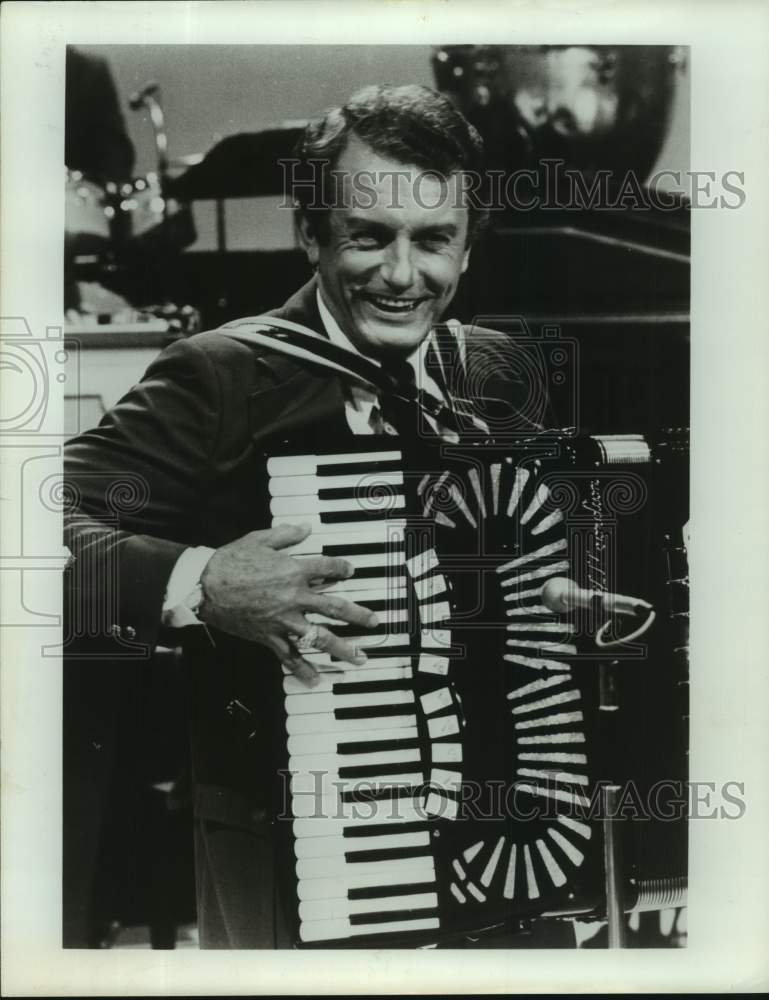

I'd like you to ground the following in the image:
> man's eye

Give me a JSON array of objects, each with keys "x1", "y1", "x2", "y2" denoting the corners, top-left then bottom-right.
[
  {"x1": 351, "y1": 235, "x2": 382, "y2": 249},
  {"x1": 420, "y1": 236, "x2": 451, "y2": 250}
]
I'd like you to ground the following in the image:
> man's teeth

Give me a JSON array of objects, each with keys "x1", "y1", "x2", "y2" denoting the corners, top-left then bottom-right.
[{"x1": 367, "y1": 294, "x2": 421, "y2": 313}]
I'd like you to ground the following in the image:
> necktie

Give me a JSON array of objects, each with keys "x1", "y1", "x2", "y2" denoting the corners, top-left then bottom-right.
[{"x1": 378, "y1": 355, "x2": 461, "y2": 439}]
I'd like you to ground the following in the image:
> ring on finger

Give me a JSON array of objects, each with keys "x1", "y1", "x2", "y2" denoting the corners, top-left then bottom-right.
[{"x1": 290, "y1": 623, "x2": 322, "y2": 654}]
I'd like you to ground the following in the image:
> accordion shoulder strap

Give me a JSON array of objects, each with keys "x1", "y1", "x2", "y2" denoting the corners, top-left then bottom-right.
[{"x1": 217, "y1": 314, "x2": 397, "y2": 396}]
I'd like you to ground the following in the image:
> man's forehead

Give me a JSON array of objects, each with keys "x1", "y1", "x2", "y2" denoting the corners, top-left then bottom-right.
[{"x1": 331, "y1": 137, "x2": 470, "y2": 225}]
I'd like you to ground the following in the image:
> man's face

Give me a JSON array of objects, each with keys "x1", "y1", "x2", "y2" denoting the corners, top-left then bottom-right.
[{"x1": 300, "y1": 136, "x2": 471, "y2": 360}]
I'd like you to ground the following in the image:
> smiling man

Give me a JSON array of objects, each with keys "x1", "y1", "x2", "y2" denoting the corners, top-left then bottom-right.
[{"x1": 63, "y1": 85, "x2": 544, "y2": 949}]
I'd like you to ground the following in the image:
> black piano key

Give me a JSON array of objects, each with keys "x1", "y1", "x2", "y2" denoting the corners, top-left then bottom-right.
[
  {"x1": 347, "y1": 881, "x2": 437, "y2": 901},
  {"x1": 345, "y1": 845, "x2": 433, "y2": 865},
  {"x1": 338, "y1": 760, "x2": 427, "y2": 780},
  {"x1": 342, "y1": 820, "x2": 428, "y2": 839},
  {"x1": 337, "y1": 737, "x2": 420, "y2": 756},
  {"x1": 316, "y1": 459, "x2": 403, "y2": 477},
  {"x1": 348, "y1": 905, "x2": 440, "y2": 926},
  {"x1": 334, "y1": 703, "x2": 417, "y2": 721}
]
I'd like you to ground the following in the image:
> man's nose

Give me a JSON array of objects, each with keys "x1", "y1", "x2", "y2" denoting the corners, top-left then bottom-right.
[{"x1": 381, "y1": 238, "x2": 416, "y2": 290}]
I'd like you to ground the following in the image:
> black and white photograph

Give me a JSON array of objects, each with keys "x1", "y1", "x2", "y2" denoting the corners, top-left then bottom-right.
[{"x1": 1, "y1": 2, "x2": 768, "y2": 995}]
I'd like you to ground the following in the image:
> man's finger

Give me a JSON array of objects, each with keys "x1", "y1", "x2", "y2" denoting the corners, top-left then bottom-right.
[
  {"x1": 275, "y1": 638, "x2": 320, "y2": 688},
  {"x1": 308, "y1": 625, "x2": 367, "y2": 667},
  {"x1": 308, "y1": 593, "x2": 379, "y2": 630},
  {"x1": 259, "y1": 522, "x2": 312, "y2": 550},
  {"x1": 300, "y1": 555, "x2": 355, "y2": 582}
]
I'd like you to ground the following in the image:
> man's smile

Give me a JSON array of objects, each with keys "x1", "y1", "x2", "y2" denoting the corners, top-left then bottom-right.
[{"x1": 358, "y1": 291, "x2": 430, "y2": 316}]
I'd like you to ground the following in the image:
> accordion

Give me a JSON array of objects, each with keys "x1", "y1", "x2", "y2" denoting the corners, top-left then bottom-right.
[{"x1": 265, "y1": 431, "x2": 689, "y2": 948}]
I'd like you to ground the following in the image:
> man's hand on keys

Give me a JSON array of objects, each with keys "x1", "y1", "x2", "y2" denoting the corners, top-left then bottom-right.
[{"x1": 199, "y1": 523, "x2": 378, "y2": 687}]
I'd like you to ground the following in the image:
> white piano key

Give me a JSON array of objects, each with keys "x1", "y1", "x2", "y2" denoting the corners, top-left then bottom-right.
[
  {"x1": 536, "y1": 837, "x2": 566, "y2": 887},
  {"x1": 452, "y1": 859, "x2": 466, "y2": 880},
  {"x1": 463, "y1": 841, "x2": 484, "y2": 863},
  {"x1": 514, "y1": 710, "x2": 584, "y2": 731},
  {"x1": 295, "y1": 830, "x2": 430, "y2": 860},
  {"x1": 431, "y1": 742, "x2": 462, "y2": 763},
  {"x1": 506, "y1": 604, "x2": 556, "y2": 617},
  {"x1": 418, "y1": 654, "x2": 449, "y2": 675},
  {"x1": 297, "y1": 854, "x2": 435, "y2": 881},
  {"x1": 505, "y1": 639, "x2": 577, "y2": 654},
  {"x1": 338, "y1": 632, "x2": 413, "y2": 650},
  {"x1": 268, "y1": 450, "x2": 402, "y2": 476},
  {"x1": 429, "y1": 768, "x2": 462, "y2": 792},
  {"x1": 505, "y1": 622, "x2": 575, "y2": 634},
  {"x1": 289, "y1": 747, "x2": 421, "y2": 774},
  {"x1": 466, "y1": 882, "x2": 486, "y2": 902},
  {"x1": 556, "y1": 816, "x2": 592, "y2": 839},
  {"x1": 288, "y1": 724, "x2": 419, "y2": 757},
  {"x1": 518, "y1": 731, "x2": 585, "y2": 745},
  {"x1": 519, "y1": 751, "x2": 587, "y2": 764},
  {"x1": 269, "y1": 471, "x2": 404, "y2": 497},
  {"x1": 503, "y1": 585, "x2": 550, "y2": 604},
  {"x1": 547, "y1": 827, "x2": 585, "y2": 866},
  {"x1": 283, "y1": 665, "x2": 412, "y2": 695},
  {"x1": 531, "y1": 508, "x2": 564, "y2": 536},
  {"x1": 293, "y1": 798, "x2": 426, "y2": 839},
  {"x1": 517, "y1": 767, "x2": 588, "y2": 786},
  {"x1": 291, "y1": 771, "x2": 423, "y2": 800},
  {"x1": 467, "y1": 467, "x2": 486, "y2": 520},
  {"x1": 420, "y1": 687, "x2": 452, "y2": 716},
  {"x1": 523, "y1": 844, "x2": 540, "y2": 899},
  {"x1": 406, "y1": 548, "x2": 439, "y2": 578},
  {"x1": 419, "y1": 601, "x2": 451, "y2": 625},
  {"x1": 516, "y1": 783, "x2": 586, "y2": 806},
  {"x1": 299, "y1": 890, "x2": 437, "y2": 922},
  {"x1": 274, "y1": 515, "x2": 407, "y2": 532},
  {"x1": 450, "y1": 482, "x2": 477, "y2": 529},
  {"x1": 504, "y1": 653, "x2": 571, "y2": 672},
  {"x1": 490, "y1": 463, "x2": 501, "y2": 515},
  {"x1": 423, "y1": 792, "x2": 458, "y2": 819},
  {"x1": 450, "y1": 883, "x2": 467, "y2": 904},
  {"x1": 271, "y1": 493, "x2": 405, "y2": 517},
  {"x1": 287, "y1": 525, "x2": 405, "y2": 553},
  {"x1": 510, "y1": 689, "x2": 581, "y2": 715},
  {"x1": 286, "y1": 711, "x2": 416, "y2": 736},
  {"x1": 427, "y1": 714, "x2": 459, "y2": 739},
  {"x1": 299, "y1": 915, "x2": 439, "y2": 943},
  {"x1": 499, "y1": 560, "x2": 570, "y2": 588},
  {"x1": 302, "y1": 654, "x2": 411, "y2": 672},
  {"x1": 496, "y1": 538, "x2": 567, "y2": 575},
  {"x1": 507, "y1": 675, "x2": 569, "y2": 701},
  {"x1": 296, "y1": 865, "x2": 436, "y2": 902},
  {"x1": 480, "y1": 836, "x2": 506, "y2": 888},
  {"x1": 413, "y1": 574, "x2": 448, "y2": 601},
  {"x1": 503, "y1": 843, "x2": 517, "y2": 899},
  {"x1": 421, "y1": 628, "x2": 451, "y2": 649},
  {"x1": 520, "y1": 483, "x2": 550, "y2": 526},
  {"x1": 505, "y1": 467, "x2": 530, "y2": 517},
  {"x1": 285, "y1": 688, "x2": 414, "y2": 716}
]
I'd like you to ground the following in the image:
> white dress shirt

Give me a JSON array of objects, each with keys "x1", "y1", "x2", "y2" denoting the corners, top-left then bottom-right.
[{"x1": 162, "y1": 292, "x2": 464, "y2": 626}]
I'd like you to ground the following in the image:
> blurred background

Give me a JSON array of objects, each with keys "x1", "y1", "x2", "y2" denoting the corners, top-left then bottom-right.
[{"x1": 63, "y1": 43, "x2": 690, "y2": 951}]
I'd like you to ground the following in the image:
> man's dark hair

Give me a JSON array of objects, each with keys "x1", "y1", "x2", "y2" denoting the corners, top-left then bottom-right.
[{"x1": 292, "y1": 84, "x2": 489, "y2": 244}]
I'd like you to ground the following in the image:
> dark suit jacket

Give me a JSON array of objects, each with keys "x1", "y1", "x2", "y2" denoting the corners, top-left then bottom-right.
[{"x1": 64, "y1": 278, "x2": 533, "y2": 831}]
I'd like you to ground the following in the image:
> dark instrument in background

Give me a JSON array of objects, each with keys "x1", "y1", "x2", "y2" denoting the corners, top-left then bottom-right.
[{"x1": 432, "y1": 45, "x2": 686, "y2": 186}]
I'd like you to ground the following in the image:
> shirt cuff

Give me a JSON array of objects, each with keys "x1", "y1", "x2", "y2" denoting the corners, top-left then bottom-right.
[{"x1": 162, "y1": 545, "x2": 216, "y2": 628}]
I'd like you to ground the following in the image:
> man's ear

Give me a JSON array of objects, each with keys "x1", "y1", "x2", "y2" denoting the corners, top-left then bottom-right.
[
  {"x1": 461, "y1": 245, "x2": 471, "y2": 274},
  {"x1": 296, "y1": 213, "x2": 320, "y2": 269}
]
